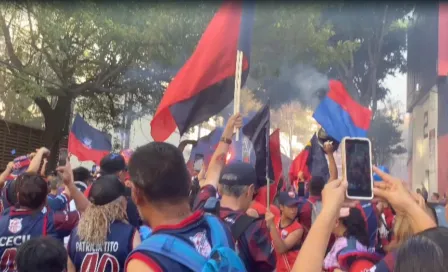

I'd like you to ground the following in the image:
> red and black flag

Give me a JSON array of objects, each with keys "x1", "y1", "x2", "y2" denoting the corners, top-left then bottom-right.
[
  {"x1": 242, "y1": 105, "x2": 274, "y2": 189},
  {"x1": 289, "y1": 133, "x2": 329, "y2": 185},
  {"x1": 68, "y1": 114, "x2": 112, "y2": 164},
  {"x1": 255, "y1": 128, "x2": 283, "y2": 206},
  {"x1": 151, "y1": 1, "x2": 255, "y2": 141}
]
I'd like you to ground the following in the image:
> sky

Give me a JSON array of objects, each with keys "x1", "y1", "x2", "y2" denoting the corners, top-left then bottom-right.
[{"x1": 383, "y1": 71, "x2": 407, "y2": 109}]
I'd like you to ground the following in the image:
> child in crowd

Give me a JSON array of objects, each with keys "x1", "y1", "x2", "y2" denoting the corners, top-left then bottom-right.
[
  {"x1": 323, "y1": 207, "x2": 370, "y2": 271},
  {"x1": 266, "y1": 191, "x2": 304, "y2": 272}
]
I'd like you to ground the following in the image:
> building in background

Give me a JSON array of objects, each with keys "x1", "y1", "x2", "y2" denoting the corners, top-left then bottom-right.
[{"x1": 407, "y1": 3, "x2": 448, "y2": 195}]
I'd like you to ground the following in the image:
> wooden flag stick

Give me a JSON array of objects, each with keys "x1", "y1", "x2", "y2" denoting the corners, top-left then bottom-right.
[
  {"x1": 266, "y1": 176, "x2": 271, "y2": 209},
  {"x1": 234, "y1": 50, "x2": 243, "y2": 141}
]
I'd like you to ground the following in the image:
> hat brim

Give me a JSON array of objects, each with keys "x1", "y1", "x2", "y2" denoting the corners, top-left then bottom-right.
[{"x1": 281, "y1": 199, "x2": 300, "y2": 206}]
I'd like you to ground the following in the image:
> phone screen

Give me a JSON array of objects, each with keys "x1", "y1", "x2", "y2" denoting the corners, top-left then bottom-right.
[
  {"x1": 345, "y1": 139, "x2": 373, "y2": 198},
  {"x1": 194, "y1": 154, "x2": 204, "y2": 172},
  {"x1": 58, "y1": 148, "x2": 68, "y2": 166},
  {"x1": 298, "y1": 182, "x2": 306, "y2": 197}
]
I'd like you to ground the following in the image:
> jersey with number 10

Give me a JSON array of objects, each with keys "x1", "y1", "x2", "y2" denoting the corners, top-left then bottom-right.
[{"x1": 68, "y1": 221, "x2": 136, "y2": 272}]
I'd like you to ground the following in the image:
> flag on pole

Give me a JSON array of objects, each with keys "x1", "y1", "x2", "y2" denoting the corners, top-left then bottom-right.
[
  {"x1": 313, "y1": 80, "x2": 372, "y2": 142},
  {"x1": 151, "y1": 1, "x2": 255, "y2": 142},
  {"x1": 270, "y1": 129, "x2": 283, "y2": 184},
  {"x1": 68, "y1": 114, "x2": 112, "y2": 164},
  {"x1": 255, "y1": 129, "x2": 283, "y2": 206},
  {"x1": 289, "y1": 133, "x2": 329, "y2": 185},
  {"x1": 242, "y1": 105, "x2": 274, "y2": 189}
]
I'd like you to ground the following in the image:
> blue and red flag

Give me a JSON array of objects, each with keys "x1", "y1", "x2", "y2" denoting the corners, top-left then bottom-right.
[
  {"x1": 151, "y1": 1, "x2": 254, "y2": 141},
  {"x1": 68, "y1": 114, "x2": 112, "y2": 164},
  {"x1": 313, "y1": 80, "x2": 372, "y2": 142}
]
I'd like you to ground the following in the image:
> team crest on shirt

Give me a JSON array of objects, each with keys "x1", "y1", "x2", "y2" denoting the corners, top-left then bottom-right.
[
  {"x1": 281, "y1": 229, "x2": 288, "y2": 239},
  {"x1": 82, "y1": 137, "x2": 92, "y2": 149},
  {"x1": 189, "y1": 231, "x2": 211, "y2": 257},
  {"x1": 8, "y1": 218, "x2": 22, "y2": 234}
]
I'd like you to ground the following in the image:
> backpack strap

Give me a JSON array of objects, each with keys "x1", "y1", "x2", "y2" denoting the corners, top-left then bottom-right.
[
  {"x1": 136, "y1": 234, "x2": 206, "y2": 271},
  {"x1": 203, "y1": 214, "x2": 229, "y2": 247},
  {"x1": 230, "y1": 214, "x2": 257, "y2": 241},
  {"x1": 336, "y1": 236, "x2": 357, "y2": 259}
]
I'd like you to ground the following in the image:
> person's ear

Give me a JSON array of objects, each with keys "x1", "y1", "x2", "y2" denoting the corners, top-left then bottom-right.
[
  {"x1": 248, "y1": 184, "x2": 255, "y2": 197},
  {"x1": 130, "y1": 184, "x2": 145, "y2": 206}
]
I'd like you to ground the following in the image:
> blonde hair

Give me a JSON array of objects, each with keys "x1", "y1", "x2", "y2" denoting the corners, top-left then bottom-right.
[
  {"x1": 393, "y1": 205, "x2": 437, "y2": 248},
  {"x1": 77, "y1": 197, "x2": 128, "y2": 245}
]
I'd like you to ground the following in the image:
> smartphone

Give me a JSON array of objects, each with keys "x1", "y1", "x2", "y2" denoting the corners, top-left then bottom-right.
[
  {"x1": 193, "y1": 154, "x2": 204, "y2": 172},
  {"x1": 58, "y1": 148, "x2": 68, "y2": 166},
  {"x1": 91, "y1": 165, "x2": 97, "y2": 174},
  {"x1": 341, "y1": 137, "x2": 373, "y2": 200},
  {"x1": 298, "y1": 182, "x2": 306, "y2": 197}
]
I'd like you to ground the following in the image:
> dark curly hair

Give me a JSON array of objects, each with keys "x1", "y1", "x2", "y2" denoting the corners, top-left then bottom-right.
[{"x1": 340, "y1": 207, "x2": 369, "y2": 247}]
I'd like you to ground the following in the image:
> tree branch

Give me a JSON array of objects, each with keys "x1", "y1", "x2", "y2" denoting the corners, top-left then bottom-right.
[
  {"x1": 0, "y1": 11, "x2": 23, "y2": 70},
  {"x1": 34, "y1": 97, "x2": 52, "y2": 117}
]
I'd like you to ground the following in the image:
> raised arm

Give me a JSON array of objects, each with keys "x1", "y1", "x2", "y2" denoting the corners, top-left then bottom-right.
[
  {"x1": 323, "y1": 141, "x2": 337, "y2": 182},
  {"x1": 57, "y1": 159, "x2": 90, "y2": 213},
  {"x1": 202, "y1": 114, "x2": 242, "y2": 188},
  {"x1": 26, "y1": 147, "x2": 50, "y2": 174}
]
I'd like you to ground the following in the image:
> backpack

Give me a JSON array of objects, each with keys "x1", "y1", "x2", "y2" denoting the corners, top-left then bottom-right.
[
  {"x1": 309, "y1": 199, "x2": 323, "y2": 224},
  {"x1": 130, "y1": 214, "x2": 247, "y2": 272}
]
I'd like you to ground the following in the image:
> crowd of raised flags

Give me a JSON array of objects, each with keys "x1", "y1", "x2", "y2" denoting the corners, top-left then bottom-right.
[{"x1": 0, "y1": 1, "x2": 447, "y2": 272}]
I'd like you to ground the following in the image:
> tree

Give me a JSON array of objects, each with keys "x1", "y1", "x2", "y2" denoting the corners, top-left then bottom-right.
[
  {"x1": 248, "y1": 4, "x2": 348, "y2": 108},
  {"x1": 319, "y1": 3, "x2": 413, "y2": 114},
  {"x1": 369, "y1": 99, "x2": 406, "y2": 167},
  {"x1": 0, "y1": 2, "x2": 213, "y2": 167},
  {"x1": 271, "y1": 102, "x2": 316, "y2": 158},
  {"x1": 0, "y1": 71, "x2": 43, "y2": 128}
]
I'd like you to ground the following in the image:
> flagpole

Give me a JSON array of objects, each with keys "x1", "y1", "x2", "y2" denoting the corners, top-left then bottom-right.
[
  {"x1": 234, "y1": 50, "x2": 243, "y2": 141},
  {"x1": 266, "y1": 102, "x2": 270, "y2": 209}
]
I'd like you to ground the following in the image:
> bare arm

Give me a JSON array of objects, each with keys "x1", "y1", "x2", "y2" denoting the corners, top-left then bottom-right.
[
  {"x1": 132, "y1": 230, "x2": 142, "y2": 249},
  {"x1": 270, "y1": 227, "x2": 303, "y2": 254},
  {"x1": 57, "y1": 159, "x2": 90, "y2": 213},
  {"x1": 67, "y1": 257, "x2": 76, "y2": 272},
  {"x1": 202, "y1": 114, "x2": 242, "y2": 189},
  {"x1": 127, "y1": 259, "x2": 155, "y2": 272},
  {"x1": 26, "y1": 148, "x2": 49, "y2": 174},
  {"x1": 292, "y1": 179, "x2": 348, "y2": 272},
  {"x1": 324, "y1": 142, "x2": 337, "y2": 181},
  {"x1": 40, "y1": 159, "x2": 48, "y2": 177},
  {"x1": 0, "y1": 162, "x2": 14, "y2": 189}
]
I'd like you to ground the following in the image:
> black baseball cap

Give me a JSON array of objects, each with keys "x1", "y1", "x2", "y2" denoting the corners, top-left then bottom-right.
[
  {"x1": 278, "y1": 191, "x2": 300, "y2": 206},
  {"x1": 219, "y1": 162, "x2": 257, "y2": 187},
  {"x1": 86, "y1": 174, "x2": 126, "y2": 206},
  {"x1": 100, "y1": 153, "x2": 126, "y2": 175}
]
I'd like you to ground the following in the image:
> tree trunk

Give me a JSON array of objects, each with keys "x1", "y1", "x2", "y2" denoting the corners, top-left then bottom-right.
[{"x1": 39, "y1": 96, "x2": 73, "y2": 171}]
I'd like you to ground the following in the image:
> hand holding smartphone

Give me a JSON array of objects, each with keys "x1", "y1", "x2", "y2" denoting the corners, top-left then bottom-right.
[
  {"x1": 58, "y1": 148, "x2": 68, "y2": 167},
  {"x1": 341, "y1": 137, "x2": 373, "y2": 200},
  {"x1": 193, "y1": 154, "x2": 204, "y2": 172}
]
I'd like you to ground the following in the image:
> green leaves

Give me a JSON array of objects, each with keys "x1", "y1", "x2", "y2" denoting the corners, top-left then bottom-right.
[{"x1": 369, "y1": 101, "x2": 406, "y2": 166}]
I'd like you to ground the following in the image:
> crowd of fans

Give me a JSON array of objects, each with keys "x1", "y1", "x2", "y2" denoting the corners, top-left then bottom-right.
[{"x1": 0, "y1": 114, "x2": 446, "y2": 272}]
